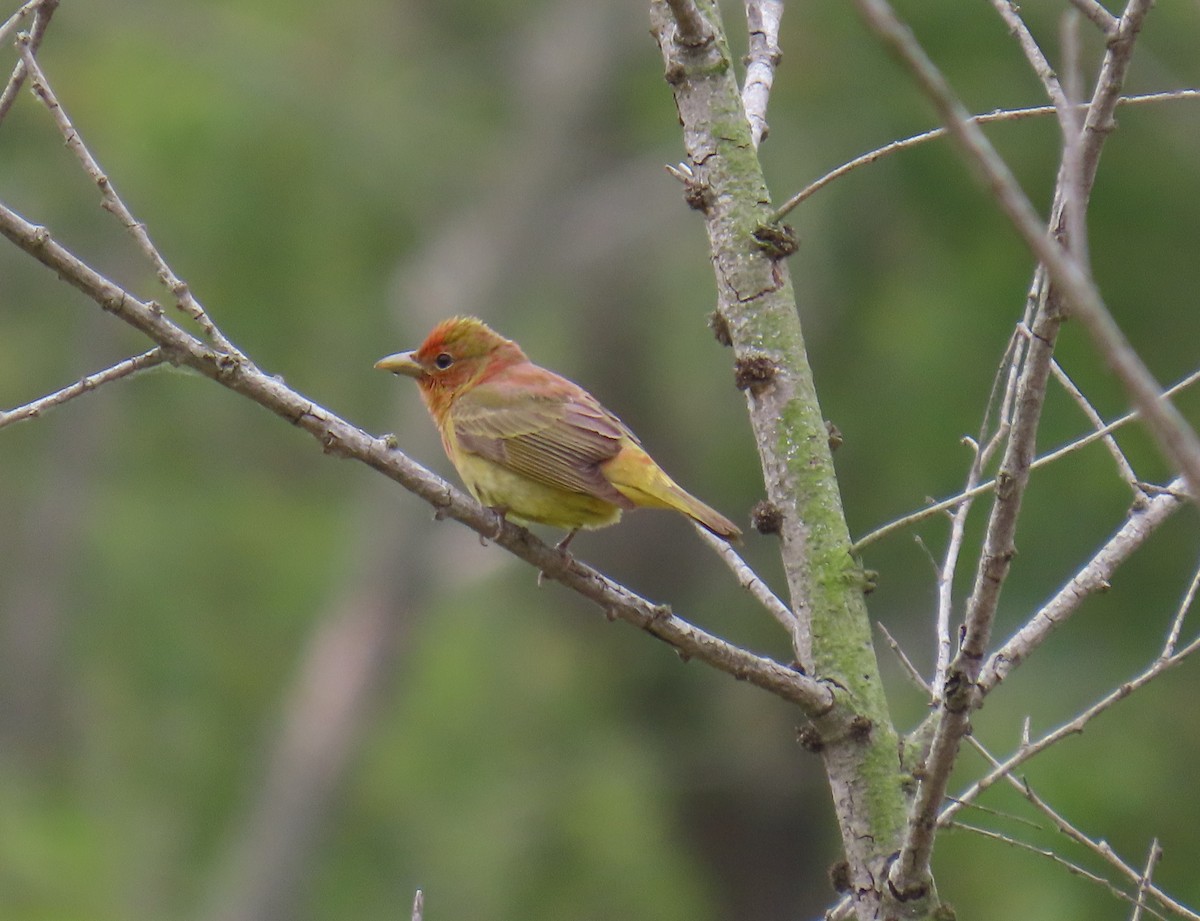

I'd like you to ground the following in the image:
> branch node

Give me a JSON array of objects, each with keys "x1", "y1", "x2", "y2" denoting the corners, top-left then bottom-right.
[
  {"x1": 752, "y1": 221, "x2": 799, "y2": 258},
  {"x1": 796, "y1": 723, "x2": 825, "y2": 752},
  {"x1": 750, "y1": 499, "x2": 783, "y2": 534},
  {"x1": 708, "y1": 309, "x2": 733, "y2": 347},
  {"x1": 734, "y1": 354, "x2": 777, "y2": 395}
]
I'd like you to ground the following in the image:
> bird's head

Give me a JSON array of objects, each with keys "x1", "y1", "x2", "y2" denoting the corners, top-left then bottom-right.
[{"x1": 375, "y1": 316, "x2": 527, "y2": 414}]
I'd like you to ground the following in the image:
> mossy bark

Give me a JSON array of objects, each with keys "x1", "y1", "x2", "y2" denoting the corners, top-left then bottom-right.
[{"x1": 650, "y1": 3, "x2": 929, "y2": 917}]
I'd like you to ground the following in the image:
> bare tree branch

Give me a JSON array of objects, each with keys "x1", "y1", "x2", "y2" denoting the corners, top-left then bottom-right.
[
  {"x1": 0, "y1": 348, "x2": 164, "y2": 429},
  {"x1": 1068, "y1": 0, "x2": 1120, "y2": 35},
  {"x1": 0, "y1": 0, "x2": 40, "y2": 47},
  {"x1": 1021, "y1": 779, "x2": 1197, "y2": 921},
  {"x1": 853, "y1": 0, "x2": 1200, "y2": 509},
  {"x1": 1049, "y1": 356, "x2": 1141, "y2": 493},
  {"x1": 770, "y1": 91, "x2": 1200, "y2": 220},
  {"x1": 662, "y1": 0, "x2": 714, "y2": 47},
  {"x1": 854, "y1": 366, "x2": 1200, "y2": 551},
  {"x1": 979, "y1": 477, "x2": 1188, "y2": 693},
  {"x1": 0, "y1": 200, "x2": 834, "y2": 717},
  {"x1": 851, "y1": 0, "x2": 1170, "y2": 903},
  {"x1": 742, "y1": 0, "x2": 782, "y2": 147},
  {"x1": 987, "y1": 0, "x2": 1068, "y2": 111},
  {"x1": 16, "y1": 35, "x2": 241, "y2": 357},
  {"x1": 1131, "y1": 841, "x2": 1165, "y2": 921},
  {"x1": 0, "y1": 0, "x2": 53, "y2": 127},
  {"x1": 946, "y1": 822, "x2": 1173, "y2": 920},
  {"x1": 692, "y1": 523, "x2": 797, "y2": 634}
]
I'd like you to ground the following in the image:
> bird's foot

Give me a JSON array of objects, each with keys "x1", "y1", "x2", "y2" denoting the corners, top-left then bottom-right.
[
  {"x1": 480, "y1": 505, "x2": 508, "y2": 546},
  {"x1": 537, "y1": 530, "x2": 578, "y2": 587},
  {"x1": 555, "y1": 530, "x2": 579, "y2": 553}
]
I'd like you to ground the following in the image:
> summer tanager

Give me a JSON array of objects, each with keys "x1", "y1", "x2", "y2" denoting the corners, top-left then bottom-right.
[{"x1": 376, "y1": 316, "x2": 741, "y2": 545}]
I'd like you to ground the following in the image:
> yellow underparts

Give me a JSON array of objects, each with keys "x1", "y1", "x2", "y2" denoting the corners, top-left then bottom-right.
[{"x1": 454, "y1": 452, "x2": 623, "y2": 530}]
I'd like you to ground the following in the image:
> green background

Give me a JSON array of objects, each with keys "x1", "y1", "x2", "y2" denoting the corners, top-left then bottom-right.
[{"x1": 2, "y1": 1, "x2": 1199, "y2": 918}]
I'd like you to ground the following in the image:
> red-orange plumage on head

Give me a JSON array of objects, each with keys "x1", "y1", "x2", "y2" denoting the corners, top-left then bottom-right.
[{"x1": 384, "y1": 316, "x2": 528, "y2": 423}]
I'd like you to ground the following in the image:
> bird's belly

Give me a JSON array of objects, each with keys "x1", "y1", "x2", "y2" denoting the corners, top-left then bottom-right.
[{"x1": 454, "y1": 453, "x2": 622, "y2": 530}]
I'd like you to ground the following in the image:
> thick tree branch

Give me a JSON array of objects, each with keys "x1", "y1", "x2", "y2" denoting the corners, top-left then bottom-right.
[{"x1": 652, "y1": 3, "x2": 907, "y2": 918}]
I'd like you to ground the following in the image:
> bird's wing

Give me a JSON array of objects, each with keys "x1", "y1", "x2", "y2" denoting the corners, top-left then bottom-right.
[{"x1": 451, "y1": 382, "x2": 636, "y2": 507}]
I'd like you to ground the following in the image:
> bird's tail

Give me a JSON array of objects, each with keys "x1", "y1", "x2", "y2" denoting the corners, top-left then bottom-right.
[
  {"x1": 664, "y1": 483, "x2": 743, "y2": 543},
  {"x1": 604, "y1": 449, "x2": 742, "y2": 543}
]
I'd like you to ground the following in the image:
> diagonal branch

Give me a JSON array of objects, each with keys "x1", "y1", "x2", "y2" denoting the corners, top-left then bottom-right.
[
  {"x1": 979, "y1": 478, "x2": 1189, "y2": 693},
  {"x1": 0, "y1": 0, "x2": 53, "y2": 127},
  {"x1": 0, "y1": 348, "x2": 165, "y2": 429},
  {"x1": 852, "y1": 0, "x2": 1200, "y2": 504},
  {"x1": 854, "y1": 366, "x2": 1200, "y2": 551},
  {"x1": 0, "y1": 198, "x2": 834, "y2": 717},
  {"x1": 16, "y1": 35, "x2": 242, "y2": 358},
  {"x1": 771, "y1": 91, "x2": 1200, "y2": 220},
  {"x1": 853, "y1": 0, "x2": 1169, "y2": 904}
]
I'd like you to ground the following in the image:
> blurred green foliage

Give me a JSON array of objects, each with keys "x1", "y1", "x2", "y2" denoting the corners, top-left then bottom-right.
[{"x1": 2, "y1": 1, "x2": 1199, "y2": 919}]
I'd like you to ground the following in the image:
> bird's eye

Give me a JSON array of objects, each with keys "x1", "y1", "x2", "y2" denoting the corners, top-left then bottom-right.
[{"x1": 433, "y1": 352, "x2": 454, "y2": 370}]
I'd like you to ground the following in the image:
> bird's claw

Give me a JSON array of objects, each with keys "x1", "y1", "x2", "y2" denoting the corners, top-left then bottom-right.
[
  {"x1": 479, "y1": 505, "x2": 508, "y2": 546},
  {"x1": 537, "y1": 530, "x2": 578, "y2": 587}
]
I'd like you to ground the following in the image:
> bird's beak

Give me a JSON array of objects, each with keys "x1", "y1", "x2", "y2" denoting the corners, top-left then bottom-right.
[{"x1": 374, "y1": 350, "x2": 424, "y2": 378}]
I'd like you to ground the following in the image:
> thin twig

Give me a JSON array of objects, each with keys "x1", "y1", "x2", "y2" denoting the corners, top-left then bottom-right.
[
  {"x1": 1058, "y1": 10, "x2": 1090, "y2": 270},
  {"x1": 692, "y1": 522, "x2": 798, "y2": 634},
  {"x1": 979, "y1": 477, "x2": 1188, "y2": 693},
  {"x1": 854, "y1": 2, "x2": 1200, "y2": 514},
  {"x1": 958, "y1": 634, "x2": 1200, "y2": 824},
  {"x1": 1068, "y1": 0, "x2": 1120, "y2": 35},
  {"x1": 988, "y1": 0, "x2": 1069, "y2": 111},
  {"x1": 15, "y1": 37, "x2": 242, "y2": 359},
  {"x1": 770, "y1": 90, "x2": 1200, "y2": 220},
  {"x1": 854, "y1": 367, "x2": 1200, "y2": 551},
  {"x1": 0, "y1": 0, "x2": 55, "y2": 128},
  {"x1": 0, "y1": 348, "x2": 164, "y2": 429},
  {"x1": 0, "y1": 0, "x2": 41, "y2": 48},
  {"x1": 951, "y1": 733, "x2": 1193, "y2": 919},
  {"x1": 1021, "y1": 781, "x2": 1198, "y2": 921},
  {"x1": 1049, "y1": 357, "x2": 1140, "y2": 492},
  {"x1": 1162, "y1": 564, "x2": 1200, "y2": 657},
  {"x1": 935, "y1": 334, "x2": 1023, "y2": 688},
  {"x1": 854, "y1": 0, "x2": 1166, "y2": 900},
  {"x1": 1131, "y1": 840, "x2": 1164, "y2": 921},
  {"x1": 876, "y1": 622, "x2": 931, "y2": 696},
  {"x1": 742, "y1": 0, "x2": 783, "y2": 147},
  {"x1": 946, "y1": 822, "x2": 1172, "y2": 921}
]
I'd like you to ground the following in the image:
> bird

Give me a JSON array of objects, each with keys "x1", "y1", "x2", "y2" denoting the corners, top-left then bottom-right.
[{"x1": 375, "y1": 316, "x2": 741, "y2": 548}]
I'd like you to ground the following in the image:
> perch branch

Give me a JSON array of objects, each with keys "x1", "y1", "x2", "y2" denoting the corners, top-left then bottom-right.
[{"x1": 0, "y1": 199, "x2": 834, "y2": 717}]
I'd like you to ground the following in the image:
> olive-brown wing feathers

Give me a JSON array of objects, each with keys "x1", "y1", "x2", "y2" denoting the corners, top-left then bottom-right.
[{"x1": 451, "y1": 384, "x2": 636, "y2": 509}]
